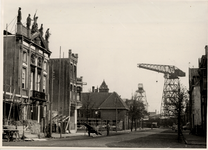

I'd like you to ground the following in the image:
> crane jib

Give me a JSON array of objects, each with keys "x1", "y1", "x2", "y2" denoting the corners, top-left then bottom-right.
[{"x1": 137, "y1": 63, "x2": 185, "y2": 78}]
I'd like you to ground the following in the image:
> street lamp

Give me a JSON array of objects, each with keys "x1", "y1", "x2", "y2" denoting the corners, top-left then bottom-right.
[{"x1": 95, "y1": 110, "x2": 98, "y2": 126}]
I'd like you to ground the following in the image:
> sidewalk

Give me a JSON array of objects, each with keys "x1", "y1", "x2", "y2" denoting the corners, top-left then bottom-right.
[
  {"x1": 51, "y1": 132, "x2": 87, "y2": 138},
  {"x1": 16, "y1": 128, "x2": 151, "y2": 142},
  {"x1": 182, "y1": 130, "x2": 206, "y2": 146}
]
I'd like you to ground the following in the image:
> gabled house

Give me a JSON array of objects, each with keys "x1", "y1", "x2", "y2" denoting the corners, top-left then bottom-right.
[{"x1": 78, "y1": 81, "x2": 129, "y2": 130}]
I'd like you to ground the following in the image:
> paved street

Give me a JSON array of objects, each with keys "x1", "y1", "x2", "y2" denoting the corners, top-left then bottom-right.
[{"x1": 2, "y1": 128, "x2": 206, "y2": 148}]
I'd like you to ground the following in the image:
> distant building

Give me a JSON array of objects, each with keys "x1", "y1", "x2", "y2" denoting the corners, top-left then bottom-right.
[
  {"x1": 135, "y1": 83, "x2": 148, "y2": 111},
  {"x1": 188, "y1": 45, "x2": 207, "y2": 135},
  {"x1": 78, "y1": 81, "x2": 129, "y2": 130},
  {"x1": 3, "y1": 9, "x2": 51, "y2": 135},
  {"x1": 49, "y1": 50, "x2": 83, "y2": 133},
  {"x1": 198, "y1": 45, "x2": 207, "y2": 135},
  {"x1": 189, "y1": 68, "x2": 201, "y2": 130},
  {"x1": 149, "y1": 111, "x2": 160, "y2": 120}
]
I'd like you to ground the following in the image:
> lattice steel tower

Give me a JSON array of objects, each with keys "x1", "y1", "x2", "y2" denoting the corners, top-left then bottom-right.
[
  {"x1": 137, "y1": 63, "x2": 185, "y2": 118},
  {"x1": 135, "y1": 83, "x2": 148, "y2": 112}
]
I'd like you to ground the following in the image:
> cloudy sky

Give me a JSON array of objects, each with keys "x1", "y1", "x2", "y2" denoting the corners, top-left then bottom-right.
[{"x1": 2, "y1": 0, "x2": 208, "y2": 112}]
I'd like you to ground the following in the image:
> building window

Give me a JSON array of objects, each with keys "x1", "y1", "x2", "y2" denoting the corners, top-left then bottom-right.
[
  {"x1": 31, "y1": 71, "x2": 34, "y2": 90},
  {"x1": 70, "y1": 64, "x2": 73, "y2": 74},
  {"x1": 43, "y1": 76, "x2": 45, "y2": 92},
  {"x1": 43, "y1": 61, "x2": 47, "y2": 70},
  {"x1": 37, "y1": 74, "x2": 41, "y2": 91},
  {"x1": 74, "y1": 66, "x2": 76, "y2": 78},
  {"x1": 70, "y1": 104, "x2": 75, "y2": 117},
  {"x1": 23, "y1": 51, "x2": 27, "y2": 62},
  {"x1": 38, "y1": 57, "x2": 42, "y2": 67},
  {"x1": 203, "y1": 77, "x2": 207, "y2": 90},
  {"x1": 31, "y1": 54, "x2": 35, "y2": 64},
  {"x1": 73, "y1": 93, "x2": 76, "y2": 100},
  {"x1": 31, "y1": 67, "x2": 35, "y2": 90},
  {"x1": 22, "y1": 68, "x2": 26, "y2": 89},
  {"x1": 77, "y1": 94, "x2": 80, "y2": 101}
]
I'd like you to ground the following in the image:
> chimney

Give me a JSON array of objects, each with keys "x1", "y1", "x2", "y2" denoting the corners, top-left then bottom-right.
[
  {"x1": 68, "y1": 49, "x2": 72, "y2": 57},
  {"x1": 205, "y1": 45, "x2": 207, "y2": 55},
  {"x1": 92, "y1": 86, "x2": 95, "y2": 93},
  {"x1": 95, "y1": 87, "x2": 98, "y2": 93}
]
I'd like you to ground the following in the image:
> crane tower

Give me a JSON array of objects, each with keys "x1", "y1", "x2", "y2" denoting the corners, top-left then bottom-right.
[
  {"x1": 137, "y1": 63, "x2": 186, "y2": 118},
  {"x1": 135, "y1": 83, "x2": 148, "y2": 112}
]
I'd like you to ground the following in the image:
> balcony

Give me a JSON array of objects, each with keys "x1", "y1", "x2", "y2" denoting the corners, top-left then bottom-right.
[{"x1": 30, "y1": 90, "x2": 46, "y2": 102}]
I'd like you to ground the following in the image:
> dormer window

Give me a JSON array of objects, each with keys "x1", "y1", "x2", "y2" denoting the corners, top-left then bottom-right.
[{"x1": 23, "y1": 51, "x2": 27, "y2": 62}]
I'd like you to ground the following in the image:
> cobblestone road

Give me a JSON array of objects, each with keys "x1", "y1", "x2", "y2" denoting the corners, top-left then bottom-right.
[{"x1": 2, "y1": 128, "x2": 206, "y2": 148}]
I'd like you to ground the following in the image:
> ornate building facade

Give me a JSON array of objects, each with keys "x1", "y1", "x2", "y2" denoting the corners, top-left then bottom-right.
[{"x1": 3, "y1": 8, "x2": 51, "y2": 133}]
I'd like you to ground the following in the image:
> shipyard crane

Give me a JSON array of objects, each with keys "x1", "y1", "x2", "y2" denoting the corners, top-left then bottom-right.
[{"x1": 137, "y1": 63, "x2": 186, "y2": 118}]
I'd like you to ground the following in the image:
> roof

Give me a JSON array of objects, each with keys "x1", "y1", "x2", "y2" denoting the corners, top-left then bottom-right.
[
  {"x1": 99, "y1": 80, "x2": 109, "y2": 92},
  {"x1": 99, "y1": 92, "x2": 129, "y2": 109},
  {"x1": 81, "y1": 92, "x2": 129, "y2": 110}
]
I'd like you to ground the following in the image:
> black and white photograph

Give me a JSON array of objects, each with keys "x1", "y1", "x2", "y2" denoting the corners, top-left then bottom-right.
[{"x1": 1, "y1": 0, "x2": 207, "y2": 149}]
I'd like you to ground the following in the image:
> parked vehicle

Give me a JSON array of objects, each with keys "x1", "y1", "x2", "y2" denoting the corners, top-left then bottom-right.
[{"x1": 151, "y1": 122, "x2": 158, "y2": 128}]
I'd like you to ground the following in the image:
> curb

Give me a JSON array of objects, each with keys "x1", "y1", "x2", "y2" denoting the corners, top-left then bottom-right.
[
  {"x1": 186, "y1": 143, "x2": 206, "y2": 146},
  {"x1": 182, "y1": 133, "x2": 206, "y2": 146}
]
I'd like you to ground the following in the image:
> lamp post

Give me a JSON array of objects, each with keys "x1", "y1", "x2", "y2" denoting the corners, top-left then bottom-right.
[
  {"x1": 95, "y1": 110, "x2": 98, "y2": 126},
  {"x1": 115, "y1": 98, "x2": 117, "y2": 132}
]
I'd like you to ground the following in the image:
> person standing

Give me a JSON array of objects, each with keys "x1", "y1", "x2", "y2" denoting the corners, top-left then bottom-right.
[{"x1": 107, "y1": 121, "x2": 110, "y2": 136}]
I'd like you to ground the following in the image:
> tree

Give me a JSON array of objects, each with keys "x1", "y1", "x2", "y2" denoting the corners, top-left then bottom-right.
[
  {"x1": 127, "y1": 94, "x2": 148, "y2": 131},
  {"x1": 163, "y1": 84, "x2": 189, "y2": 142},
  {"x1": 80, "y1": 92, "x2": 95, "y2": 124}
]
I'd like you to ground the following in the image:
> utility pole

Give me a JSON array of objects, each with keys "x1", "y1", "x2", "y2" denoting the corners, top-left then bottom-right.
[
  {"x1": 115, "y1": 97, "x2": 117, "y2": 132},
  {"x1": 50, "y1": 64, "x2": 54, "y2": 138},
  {"x1": 178, "y1": 87, "x2": 181, "y2": 142},
  {"x1": 59, "y1": 47, "x2": 62, "y2": 138}
]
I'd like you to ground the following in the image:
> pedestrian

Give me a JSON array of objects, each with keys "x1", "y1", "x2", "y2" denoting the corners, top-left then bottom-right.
[
  {"x1": 107, "y1": 121, "x2": 110, "y2": 136},
  {"x1": 58, "y1": 122, "x2": 61, "y2": 133}
]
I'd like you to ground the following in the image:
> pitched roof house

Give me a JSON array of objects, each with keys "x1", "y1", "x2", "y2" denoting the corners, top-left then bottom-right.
[{"x1": 78, "y1": 81, "x2": 129, "y2": 130}]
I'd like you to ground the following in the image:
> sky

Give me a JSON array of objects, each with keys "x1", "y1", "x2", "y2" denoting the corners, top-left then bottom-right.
[{"x1": 1, "y1": 0, "x2": 208, "y2": 112}]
